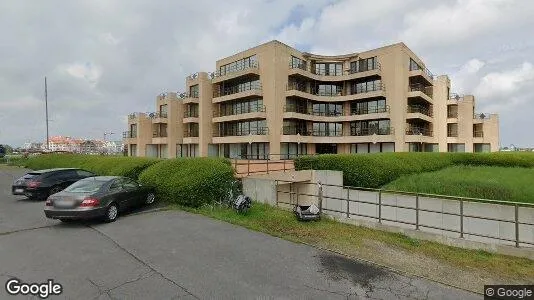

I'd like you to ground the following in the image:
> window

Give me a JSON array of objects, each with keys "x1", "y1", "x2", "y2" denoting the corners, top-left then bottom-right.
[
  {"x1": 409, "y1": 58, "x2": 422, "y2": 71},
  {"x1": 189, "y1": 85, "x2": 199, "y2": 97},
  {"x1": 290, "y1": 56, "x2": 307, "y2": 70},
  {"x1": 219, "y1": 98, "x2": 263, "y2": 116},
  {"x1": 109, "y1": 180, "x2": 122, "y2": 192},
  {"x1": 64, "y1": 179, "x2": 107, "y2": 193},
  {"x1": 350, "y1": 57, "x2": 378, "y2": 73},
  {"x1": 218, "y1": 120, "x2": 267, "y2": 136},
  {"x1": 350, "y1": 119, "x2": 391, "y2": 136},
  {"x1": 312, "y1": 122, "x2": 343, "y2": 136},
  {"x1": 219, "y1": 55, "x2": 257, "y2": 76},
  {"x1": 350, "y1": 79, "x2": 382, "y2": 94},
  {"x1": 159, "y1": 104, "x2": 168, "y2": 117},
  {"x1": 316, "y1": 84, "x2": 343, "y2": 96},
  {"x1": 76, "y1": 170, "x2": 94, "y2": 177},
  {"x1": 313, "y1": 62, "x2": 343, "y2": 76},
  {"x1": 447, "y1": 143, "x2": 465, "y2": 152},
  {"x1": 122, "y1": 178, "x2": 138, "y2": 190},
  {"x1": 474, "y1": 143, "x2": 491, "y2": 153},
  {"x1": 447, "y1": 123, "x2": 458, "y2": 137},
  {"x1": 281, "y1": 143, "x2": 308, "y2": 159}
]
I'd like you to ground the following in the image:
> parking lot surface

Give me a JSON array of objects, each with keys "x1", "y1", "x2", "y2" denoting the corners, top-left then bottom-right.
[{"x1": 0, "y1": 167, "x2": 480, "y2": 299}]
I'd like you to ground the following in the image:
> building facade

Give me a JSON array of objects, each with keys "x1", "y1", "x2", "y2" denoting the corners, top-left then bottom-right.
[{"x1": 123, "y1": 40, "x2": 499, "y2": 159}]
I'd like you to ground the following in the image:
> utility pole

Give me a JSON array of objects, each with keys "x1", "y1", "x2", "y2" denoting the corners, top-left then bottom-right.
[{"x1": 45, "y1": 77, "x2": 50, "y2": 150}]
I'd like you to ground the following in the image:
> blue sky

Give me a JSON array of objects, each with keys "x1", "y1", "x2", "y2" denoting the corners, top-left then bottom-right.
[{"x1": 0, "y1": 0, "x2": 533, "y2": 148}]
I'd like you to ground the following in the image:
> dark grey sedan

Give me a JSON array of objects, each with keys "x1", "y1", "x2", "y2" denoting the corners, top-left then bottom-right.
[{"x1": 44, "y1": 176, "x2": 156, "y2": 223}]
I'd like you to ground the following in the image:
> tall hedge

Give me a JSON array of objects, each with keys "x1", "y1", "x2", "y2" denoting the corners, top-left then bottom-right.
[
  {"x1": 18, "y1": 154, "x2": 160, "y2": 179},
  {"x1": 294, "y1": 152, "x2": 534, "y2": 188},
  {"x1": 138, "y1": 158, "x2": 235, "y2": 207}
]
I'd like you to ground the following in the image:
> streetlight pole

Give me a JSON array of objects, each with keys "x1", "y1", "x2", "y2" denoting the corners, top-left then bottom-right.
[{"x1": 45, "y1": 77, "x2": 50, "y2": 150}]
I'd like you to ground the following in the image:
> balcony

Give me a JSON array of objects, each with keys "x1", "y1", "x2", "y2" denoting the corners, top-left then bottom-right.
[
  {"x1": 184, "y1": 111, "x2": 199, "y2": 118},
  {"x1": 152, "y1": 131, "x2": 168, "y2": 138},
  {"x1": 123, "y1": 131, "x2": 137, "y2": 138},
  {"x1": 406, "y1": 105, "x2": 433, "y2": 121},
  {"x1": 474, "y1": 131, "x2": 484, "y2": 138},
  {"x1": 288, "y1": 61, "x2": 381, "y2": 81},
  {"x1": 284, "y1": 105, "x2": 344, "y2": 117},
  {"x1": 179, "y1": 91, "x2": 199, "y2": 103},
  {"x1": 447, "y1": 130, "x2": 458, "y2": 138},
  {"x1": 351, "y1": 127, "x2": 395, "y2": 136},
  {"x1": 211, "y1": 61, "x2": 260, "y2": 83},
  {"x1": 213, "y1": 82, "x2": 262, "y2": 102},
  {"x1": 213, "y1": 127, "x2": 269, "y2": 137},
  {"x1": 409, "y1": 61, "x2": 434, "y2": 84},
  {"x1": 351, "y1": 106, "x2": 390, "y2": 116},
  {"x1": 183, "y1": 130, "x2": 199, "y2": 138},
  {"x1": 409, "y1": 84, "x2": 433, "y2": 98},
  {"x1": 213, "y1": 105, "x2": 266, "y2": 117},
  {"x1": 406, "y1": 127, "x2": 433, "y2": 137},
  {"x1": 286, "y1": 82, "x2": 385, "y2": 103}
]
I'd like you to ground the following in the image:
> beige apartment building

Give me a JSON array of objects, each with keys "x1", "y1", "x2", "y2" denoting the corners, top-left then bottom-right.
[{"x1": 123, "y1": 40, "x2": 499, "y2": 159}]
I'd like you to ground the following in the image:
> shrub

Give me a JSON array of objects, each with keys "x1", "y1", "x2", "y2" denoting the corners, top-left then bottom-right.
[
  {"x1": 294, "y1": 152, "x2": 534, "y2": 188},
  {"x1": 19, "y1": 154, "x2": 160, "y2": 179},
  {"x1": 138, "y1": 158, "x2": 235, "y2": 207}
]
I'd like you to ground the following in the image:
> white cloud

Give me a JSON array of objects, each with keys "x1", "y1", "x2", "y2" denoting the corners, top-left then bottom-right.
[
  {"x1": 474, "y1": 62, "x2": 534, "y2": 100},
  {"x1": 399, "y1": 0, "x2": 534, "y2": 48},
  {"x1": 59, "y1": 62, "x2": 103, "y2": 85},
  {"x1": 99, "y1": 32, "x2": 120, "y2": 45}
]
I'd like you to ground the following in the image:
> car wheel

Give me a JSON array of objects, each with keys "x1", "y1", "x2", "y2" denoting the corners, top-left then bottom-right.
[
  {"x1": 49, "y1": 186, "x2": 63, "y2": 195},
  {"x1": 104, "y1": 203, "x2": 119, "y2": 223},
  {"x1": 146, "y1": 193, "x2": 155, "y2": 205}
]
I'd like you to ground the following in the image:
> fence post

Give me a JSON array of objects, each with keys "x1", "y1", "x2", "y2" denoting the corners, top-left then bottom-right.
[
  {"x1": 317, "y1": 181, "x2": 323, "y2": 215},
  {"x1": 289, "y1": 182, "x2": 293, "y2": 205},
  {"x1": 515, "y1": 204, "x2": 520, "y2": 248},
  {"x1": 346, "y1": 188, "x2": 350, "y2": 219},
  {"x1": 247, "y1": 158, "x2": 250, "y2": 176},
  {"x1": 415, "y1": 193, "x2": 419, "y2": 230},
  {"x1": 266, "y1": 158, "x2": 269, "y2": 174},
  {"x1": 275, "y1": 180, "x2": 278, "y2": 207},
  {"x1": 378, "y1": 190, "x2": 382, "y2": 224},
  {"x1": 460, "y1": 199, "x2": 464, "y2": 239},
  {"x1": 283, "y1": 159, "x2": 286, "y2": 172}
]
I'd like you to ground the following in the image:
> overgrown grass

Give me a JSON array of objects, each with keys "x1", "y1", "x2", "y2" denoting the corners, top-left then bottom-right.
[
  {"x1": 384, "y1": 166, "x2": 534, "y2": 203},
  {"x1": 172, "y1": 202, "x2": 534, "y2": 285}
]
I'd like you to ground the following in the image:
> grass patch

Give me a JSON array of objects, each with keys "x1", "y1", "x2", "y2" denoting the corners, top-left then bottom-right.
[
  {"x1": 384, "y1": 166, "x2": 534, "y2": 203},
  {"x1": 171, "y1": 202, "x2": 534, "y2": 285}
]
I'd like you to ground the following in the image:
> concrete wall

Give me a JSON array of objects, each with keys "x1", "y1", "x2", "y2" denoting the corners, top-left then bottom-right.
[{"x1": 242, "y1": 170, "x2": 534, "y2": 253}]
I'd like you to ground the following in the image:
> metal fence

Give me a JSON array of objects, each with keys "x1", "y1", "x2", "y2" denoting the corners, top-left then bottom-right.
[{"x1": 273, "y1": 180, "x2": 534, "y2": 248}]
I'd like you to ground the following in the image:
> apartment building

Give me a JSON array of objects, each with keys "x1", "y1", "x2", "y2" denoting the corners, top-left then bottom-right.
[{"x1": 123, "y1": 40, "x2": 499, "y2": 159}]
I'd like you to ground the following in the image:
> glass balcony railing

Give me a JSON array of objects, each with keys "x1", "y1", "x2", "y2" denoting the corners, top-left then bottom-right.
[
  {"x1": 409, "y1": 84, "x2": 433, "y2": 98},
  {"x1": 183, "y1": 130, "x2": 199, "y2": 138},
  {"x1": 213, "y1": 81, "x2": 262, "y2": 98},
  {"x1": 123, "y1": 131, "x2": 137, "y2": 138},
  {"x1": 213, "y1": 127, "x2": 269, "y2": 137},
  {"x1": 407, "y1": 105, "x2": 433, "y2": 117},
  {"x1": 184, "y1": 110, "x2": 199, "y2": 118},
  {"x1": 350, "y1": 82, "x2": 385, "y2": 95},
  {"x1": 212, "y1": 61, "x2": 259, "y2": 78},
  {"x1": 350, "y1": 105, "x2": 389, "y2": 115},
  {"x1": 288, "y1": 61, "x2": 381, "y2": 75},
  {"x1": 284, "y1": 105, "x2": 345, "y2": 117},
  {"x1": 153, "y1": 131, "x2": 168, "y2": 138},
  {"x1": 406, "y1": 127, "x2": 433, "y2": 137},
  {"x1": 213, "y1": 105, "x2": 266, "y2": 117},
  {"x1": 350, "y1": 127, "x2": 394, "y2": 136}
]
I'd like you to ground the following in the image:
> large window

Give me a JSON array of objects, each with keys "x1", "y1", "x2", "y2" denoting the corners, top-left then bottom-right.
[
  {"x1": 184, "y1": 123, "x2": 199, "y2": 137},
  {"x1": 474, "y1": 143, "x2": 491, "y2": 153},
  {"x1": 447, "y1": 143, "x2": 465, "y2": 153},
  {"x1": 350, "y1": 99, "x2": 386, "y2": 115},
  {"x1": 215, "y1": 79, "x2": 261, "y2": 97},
  {"x1": 350, "y1": 143, "x2": 394, "y2": 153},
  {"x1": 221, "y1": 143, "x2": 269, "y2": 159},
  {"x1": 189, "y1": 84, "x2": 199, "y2": 97},
  {"x1": 314, "y1": 63, "x2": 343, "y2": 76},
  {"x1": 350, "y1": 119, "x2": 391, "y2": 136},
  {"x1": 283, "y1": 120, "x2": 307, "y2": 135},
  {"x1": 312, "y1": 122, "x2": 343, "y2": 136},
  {"x1": 217, "y1": 120, "x2": 267, "y2": 136},
  {"x1": 184, "y1": 104, "x2": 199, "y2": 118},
  {"x1": 315, "y1": 84, "x2": 343, "y2": 96},
  {"x1": 219, "y1": 55, "x2": 257, "y2": 76},
  {"x1": 177, "y1": 144, "x2": 198, "y2": 157},
  {"x1": 350, "y1": 57, "x2": 378, "y2": 73},
  {"x1": 290, "y1": 56, "x2": 307, "y2": 70},
  {"x1": 311, "y1": 103, "x2": 343, "y2": 116},
  {"x1": 218, "y1": 98, "x2": 264, "y2": 116},
  {"x1": 350, "y1": 79, "x2": 382, "y2": 94},
  {"x1": 281, "y1": 143, "x2": 308, "y2": 159}
]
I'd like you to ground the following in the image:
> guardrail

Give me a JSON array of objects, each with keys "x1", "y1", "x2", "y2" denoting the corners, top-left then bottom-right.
[{"x1": 273, "y1": 180, "x2": 534, "y2": 248}]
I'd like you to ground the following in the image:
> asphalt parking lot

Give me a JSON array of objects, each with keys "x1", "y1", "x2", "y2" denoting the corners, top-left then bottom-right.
[{"x1": 0, "y1": 166, "x2": 480, "y2": 299}]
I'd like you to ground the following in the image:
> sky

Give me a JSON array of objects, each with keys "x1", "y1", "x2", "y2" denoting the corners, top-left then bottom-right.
[{"x1": 0, "y1": 0, "x2": 533, "y2": 147}]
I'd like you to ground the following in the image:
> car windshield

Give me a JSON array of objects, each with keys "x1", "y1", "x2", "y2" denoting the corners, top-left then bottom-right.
[{"x1": 63, "y1": 179, "x2": 107, "y2": 193}]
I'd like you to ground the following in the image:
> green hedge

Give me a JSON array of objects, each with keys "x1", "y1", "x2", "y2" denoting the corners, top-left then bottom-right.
[
  {"x1": 294, "y1": 152, "x2": 534, "y2": 188},
  {"x1": 138, "y1": 158, "x2": 235, "y2": 207},
  {"x1": 17, "y1": 154, "x2": 160, "y2": 179}
]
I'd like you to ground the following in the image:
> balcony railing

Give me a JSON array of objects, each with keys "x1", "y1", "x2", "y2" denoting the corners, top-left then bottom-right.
[
  {"x1": 474, "y1": 113, "x2": 491, "y2": 120},
  {"x1": 213, "y1": 81, "x2": 262, "y2": 98},
  {"x1": 351, "y1": 127, "x2": 394, "y2": 136},
  {"x1": 153, "y1": 131, "x2": 168, "y2": 138},
  {"x1": 213, "y1": 105, "x2": 266, "y2": 117},
  {"x1": 212, "y1": 61, "x2": 259, "y2": 78},
  {"x1": 123, "y1": 131, "x2": 137, "y2": 138},
  {"x1": 410, "y1": 64, "x2": 434, "y2": 80},
  {"x1": 286, "y1": 82, "x2": 344, "y2": 96},
  {"x1": 148, "y1": 112, "x2": 168, "y2": 119},
  {"x1": 284, "y1": 105, "x2": 345, "y2": 117},
  {"x1": 409, "y1": 84, "x2": 433, "y2": 98},
  {"x1": 406, "y1": 127, "x2": 433, "y2": 137},
  {"x1": 282, "y1": 126, "x2": 310, "y2": 136},
  {"x1": 214, "y1": 127, "x2": 269, "y2": 137},
  {"x1": 351, "y1": 105, "x2": 390, "y2": 115},
  {"x1": 447, "y1": 112, "x2": 458, "y2": 118},
  {"x1": 178, "y1": 91, "x2": 199, "y2": 99},
  {"x1": 184, "y1": 110, "x2": 199, "y2": 118},
  {"x1": 288, "y1": 61, "x2": 381, "y2": 75},
  {"x1": 311, "y1": 130, "x2": 343, "y2": 137},
  {"x1": 449, "y1": 93, "x2": 464, "y2": 101},
  {"x1": 183, "y1": 130, "x2": 199, "y2": 138},
  {"x1": 474, "y1": 131, "x2": 484, "y2": 138},
  {"x1": 350, "y1": 82, "x2": 385, "y2": 95},
  {"x1": 447, "y1": 130, "x2": 458, "y2": 137},
  {"x1": 407, "y1": 105, "x2": 433, "y2": 117}
]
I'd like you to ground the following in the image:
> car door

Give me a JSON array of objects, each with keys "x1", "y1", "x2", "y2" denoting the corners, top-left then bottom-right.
[
  {"x1": 121, "y1": 178, "x2": 142, "y2": 208},
  {"x1": 108, "y1": 179, "x2": 128, "y2": 211}
]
